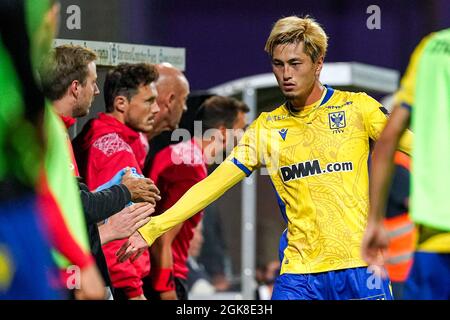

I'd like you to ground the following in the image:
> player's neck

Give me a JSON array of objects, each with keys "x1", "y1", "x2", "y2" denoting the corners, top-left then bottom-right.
[
  {"x1": 107, "y1": 110, "x2": 125, "y2": 125},
  {"x1": 52, "y1": 97, "x2": 75, "y2": 117},
  {"x1": 290, "y1": 81, "x2": 324, "y2": 110}
]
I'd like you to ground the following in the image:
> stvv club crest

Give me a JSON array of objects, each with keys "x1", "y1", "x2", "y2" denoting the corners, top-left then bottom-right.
[{"x1": 328, "y1": 111, "x2": 346, "y2": 129}]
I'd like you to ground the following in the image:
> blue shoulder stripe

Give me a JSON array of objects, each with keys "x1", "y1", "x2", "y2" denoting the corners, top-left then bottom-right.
[
  {"x1": 321, "y1": 85, "x2": 335, "y2": 106},
  {"x1": 230, "y1": 158, "x2": 252, "y2": 177}
]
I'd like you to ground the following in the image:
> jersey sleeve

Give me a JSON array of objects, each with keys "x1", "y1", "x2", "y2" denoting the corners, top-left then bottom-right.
[
  {"x1": 361, "y1": 93, "x2": 413, "y2": 156},
  {"x1": 139, "y1": 161, "x2": 245, "y2": 245},
  {"x1": 226, "y1": 115, "x2": 264, "y2": 176},
  {"x1": 394, "y1": 33, "x2": 434, "y2": 111}
]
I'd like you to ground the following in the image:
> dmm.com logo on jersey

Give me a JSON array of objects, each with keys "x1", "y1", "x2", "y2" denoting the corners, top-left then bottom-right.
[{"x1": 280, "y1": 159, "x2": 353, "y2": 182}]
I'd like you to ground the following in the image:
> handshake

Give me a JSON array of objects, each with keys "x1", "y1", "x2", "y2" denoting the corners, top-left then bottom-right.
[
  {"x1": 97, "y1": 167, "x2": 160, "y2": 253},
  {"x1": 97, "y1": 167, "x2": 161, "y2": 205}
]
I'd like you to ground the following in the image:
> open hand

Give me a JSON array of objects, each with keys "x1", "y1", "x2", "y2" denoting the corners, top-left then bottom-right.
[
  {"x1": 116, "y1": 231, "x2": 149, "y2": 263},
  {"x1": 102, "y1": 202, "x2": 154, "y2": 243}
]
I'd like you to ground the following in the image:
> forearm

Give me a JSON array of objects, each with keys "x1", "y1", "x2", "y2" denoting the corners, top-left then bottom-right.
[
  {"x1": 139, "y1": 161, "x2": 245, "y2": 245},
  {"x1": 80, "y1": 184, "x2": 131, "y2": 224},
  {"x1": 150, "y1": 241, "x2": 174, "y2": 268},
  {"x1": 150, "y1": 235, "x2": 176, "y2": 295},
  {"x1": 98, "y1": 223, "x2": 114, "y2": 245},
  {"x1": 150, "y1": 225, "x2": 181, "y2": 268}
]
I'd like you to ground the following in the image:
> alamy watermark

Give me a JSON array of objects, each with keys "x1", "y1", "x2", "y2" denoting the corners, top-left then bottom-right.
[
  {"x1": 168, "y1": 121, "x2": 280, "y2": 176},
  {"x1": 66, "y1": 5, "x2": 81, "y2": 30},
  {"x1": 169, "y1": 121, "x2": 357, "y2": 178},
  {"x1": 366, "y1": 265, "x2": 387, "y2": 290},
  {"x1": 66, "y1": 265, "x2": 81, "y2": 290},
  {"x1": 366, "y1": 5, "x2": 381, "y2": 30}
]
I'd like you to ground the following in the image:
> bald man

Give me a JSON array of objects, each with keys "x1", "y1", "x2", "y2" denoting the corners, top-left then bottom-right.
[
  {"x1": 147, "y1": 63, "x2": 190, "y2": 140},
  {"x1": 141, "y1": 64, "x2": 192, "y2": 299}
]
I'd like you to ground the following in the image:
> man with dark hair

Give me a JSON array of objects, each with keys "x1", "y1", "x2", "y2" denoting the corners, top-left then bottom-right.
[
  {"x1": 39, "y1": 46, "x2": 159, "y2": 298},
  {"x1": 196, "y1": 96, "x2": 249, "y2": 131},
  {"x1": 73, "y1": 63, "x2": 160, "y2": 300},
  {"x1": 145, "y1": 95, "x2": 248, "y2": 300}
]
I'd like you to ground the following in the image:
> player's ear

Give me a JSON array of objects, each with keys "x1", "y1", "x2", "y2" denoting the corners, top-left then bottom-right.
[
  {"x1": 69, "y1": 80, "x2": 81, "y2": 99},
  {"x1": 315, "y1": 56, "x2": 324, "y2": 77},
  {"x1": 114, "y1": 95, "x2": 128, "y2": 113}
]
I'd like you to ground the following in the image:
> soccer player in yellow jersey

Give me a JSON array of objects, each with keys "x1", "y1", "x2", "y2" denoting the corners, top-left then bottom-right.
[{"x1": 118, "y1": 16, "x2": 412, "y2": 300}]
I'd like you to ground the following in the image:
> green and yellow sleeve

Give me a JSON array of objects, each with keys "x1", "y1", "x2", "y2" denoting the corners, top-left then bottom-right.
[{"x1": 394, "y1": 33, "x2": 435, "y2": 109}]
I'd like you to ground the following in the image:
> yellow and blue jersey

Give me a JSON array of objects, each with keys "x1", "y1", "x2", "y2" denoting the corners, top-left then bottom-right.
[
  {"x1": 139, "y1": 85, "x2": 412, "y2": 276},
  {"x1": 229, "y1": 86, "x2": 412, "y2": 274}
]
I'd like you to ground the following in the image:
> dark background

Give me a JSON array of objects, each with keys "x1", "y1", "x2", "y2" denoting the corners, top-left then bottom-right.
[{"x1": 59, "y1": 0, "x2": 450, "y2": 91}]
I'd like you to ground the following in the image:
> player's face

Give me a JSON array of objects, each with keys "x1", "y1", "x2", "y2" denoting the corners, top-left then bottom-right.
[
  {"x1": 168, "y1": 78, "x2": 190, "y2": 130},
  {"x1": 152, "y1": 76, "x2": 189, "y2": 135},
  {"x1": 125, "y1": 83, "x2": 160, "y2": 133},
  {"x1": 271, "y1": 42, "x2": 321, "y2": 102},
  {"x1": 74, "y1": 61, "x2": 99, "y2": 117}
]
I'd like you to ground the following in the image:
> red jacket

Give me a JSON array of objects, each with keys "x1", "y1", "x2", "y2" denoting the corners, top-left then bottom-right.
[
  {"x1": 73, "y1": 112, "x2": 150, "y2": 298},
  {"x1": 147, "y1": 138, "x2": 207, "y2": 280}
]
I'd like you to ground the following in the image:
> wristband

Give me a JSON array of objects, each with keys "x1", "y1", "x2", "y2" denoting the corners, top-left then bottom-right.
[{"x1": 151, "y1": 268, "x2": 175, "y2": 292}]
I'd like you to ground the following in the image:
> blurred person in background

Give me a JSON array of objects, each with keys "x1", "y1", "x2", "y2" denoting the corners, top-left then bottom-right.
[
  {"x1": 363, "y1": 29, "x2": 450, "y2": 300},
  {"x1": 383, "y1": 151, "x2": 415, "y2": 299},
  {"x1": 0, "y1": 0, "x2": 104, "y2": 299},
  {"x1": 255, "y1": 260, "x2": 280, "y2": 300},
  {"x1": 198, "y1": 202, "x2": 232, "y2": 292},
  {"x1": 187, "y1": 222, "x2": 216, "y2": 298},
  {"x1": 145, "y1": 95, "x2": 248, "y2": 300}
]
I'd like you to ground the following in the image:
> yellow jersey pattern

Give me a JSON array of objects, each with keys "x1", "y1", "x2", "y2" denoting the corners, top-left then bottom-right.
[{"x1": 229, "y1": 87, "x2": 412, "y2": 274}]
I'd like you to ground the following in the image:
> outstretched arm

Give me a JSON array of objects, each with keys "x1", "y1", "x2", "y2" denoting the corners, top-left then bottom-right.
[{"x1": 117, "y1": 161, "x2": 246, "y2": 262}]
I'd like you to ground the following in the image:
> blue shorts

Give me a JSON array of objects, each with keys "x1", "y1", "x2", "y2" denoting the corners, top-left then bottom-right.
[
  {"x1": 0, "y1": 195, "x2": 61, "y2": 299},
  {"x1": 272, "y1": 267, "x2": 393, "y2": 300},
  {"x1": 403, "y1": 252, "x2": 450, "y2": 300}
]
